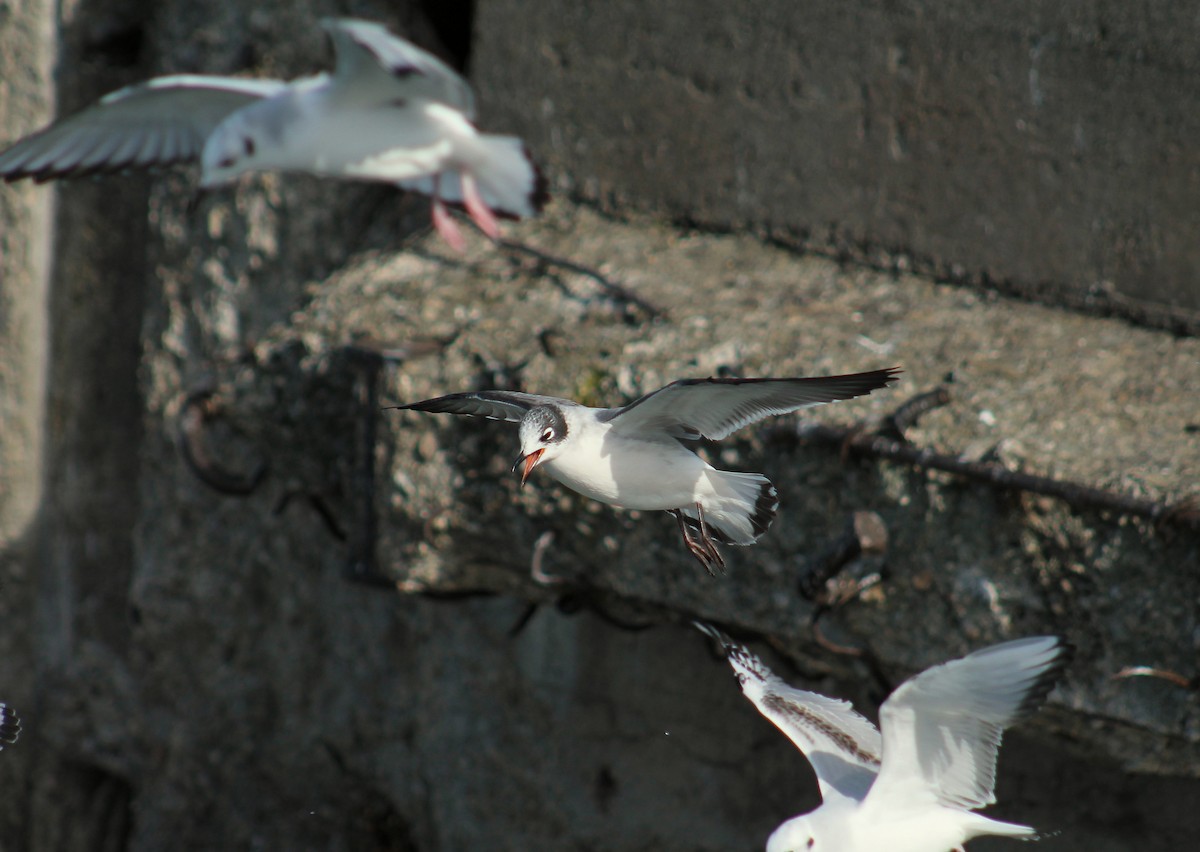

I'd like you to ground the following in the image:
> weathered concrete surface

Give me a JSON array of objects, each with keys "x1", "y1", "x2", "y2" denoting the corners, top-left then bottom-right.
[
  {"x1": 0, "y1": 2, "x2": 52, "y2": 542},
  {"x1": 475, "y1": 0, "x2": 1200, "y2": 320},
  {"x1": 0, "y1": 0, "x2": 53, "y2": 842},
  {"x1": 1, "y1": 2, "x2": 1199, "y2": 851}
]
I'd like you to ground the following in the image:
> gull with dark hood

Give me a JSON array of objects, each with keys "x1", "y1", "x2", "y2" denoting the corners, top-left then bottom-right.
[{"x1": 393, "y1": 368, "x2": 900, "y2": 572}]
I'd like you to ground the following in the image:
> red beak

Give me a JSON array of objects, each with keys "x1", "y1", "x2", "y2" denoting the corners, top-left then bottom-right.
[{"x1": 513, "y1": 448, "x2": 545, "y2": 487}]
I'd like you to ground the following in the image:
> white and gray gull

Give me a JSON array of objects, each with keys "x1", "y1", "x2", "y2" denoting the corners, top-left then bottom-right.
[
  {"x1": 697, "y1": 624, "x2": 1071, "y2": 852},
  {"x1": 393, "y1": 368, "x2": 899, "y2": 572},
  {"x1": 0, "y1": 18, "x2": 546, "y2": 252}
]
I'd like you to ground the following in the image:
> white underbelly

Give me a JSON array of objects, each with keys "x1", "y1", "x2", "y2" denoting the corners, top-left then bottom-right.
[
  {"x1": 542, "y1": 442, "x2": 712, "y2": 510},
  {"x1": 848, "y1": 805, "x2": 976, "y2": 852}
]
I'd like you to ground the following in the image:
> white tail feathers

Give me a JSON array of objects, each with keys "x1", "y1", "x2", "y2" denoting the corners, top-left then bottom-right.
[
  {"x1": 962, "y1": 813, "x2": 1038, "y2": 843},
  {"x1": 399, "y1": 134, "x2": 546, "y2": 219},
  {"x1": 680, "y1": 471, "x2": 778, "y2": 545}
]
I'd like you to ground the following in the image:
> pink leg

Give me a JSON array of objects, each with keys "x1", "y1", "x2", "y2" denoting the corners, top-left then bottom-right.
[
  {"x1": 460, "y1": 172, "x2": 501, "y2": 241},
  {"x1": 431, "y1": 196, "x2": 466, "y2": 253}
]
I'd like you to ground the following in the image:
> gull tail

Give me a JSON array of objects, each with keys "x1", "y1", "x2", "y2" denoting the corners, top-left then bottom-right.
[
  {"x1": 961, "y1": 812, "x2": 1039, "y2": 843},
  {"x1": 680, "y1": 471, "x2": 778, "y2": 546},
  {"x1": 402, "y1": 135, "x2": 547, "y2": 220}
]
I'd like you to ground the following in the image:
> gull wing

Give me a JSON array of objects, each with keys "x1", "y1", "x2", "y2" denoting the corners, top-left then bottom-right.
[
  {"x1": 599, "y1": 369, "x2": 900, "y2": 441},
  {"x1": 322, "y1": 18, "x2": 474, "y2": 116},
  {"x1": 0, "y1": 703, "x2": 20, "y2": 748},
  {"x1": 866, "y1": 636, "x2": 1070, "y2": 814},
  {"x1": 0, "y1": 76, "x2": 285, "y2": 182},
  {"x1": 697, "y1": 624, "x2": 881, "y2": 805},
  {"x1": 391, "y1": 390, "x2": 569, "y2": 424}
]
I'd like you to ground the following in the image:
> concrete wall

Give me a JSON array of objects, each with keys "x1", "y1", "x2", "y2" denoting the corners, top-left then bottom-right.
[{"x1": 475, "y1": 0, "x2": 1200, "y2": 319}]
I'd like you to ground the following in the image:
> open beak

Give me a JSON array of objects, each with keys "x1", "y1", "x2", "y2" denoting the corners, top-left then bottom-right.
[{"x1": 512, "y1": 448, "x2": 545, "y2": 487}]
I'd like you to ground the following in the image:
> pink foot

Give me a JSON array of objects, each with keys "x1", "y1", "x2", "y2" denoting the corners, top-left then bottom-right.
[
  {"x1": 461, "y1": 172, "x2": 501, "y2": 241},
  {"x1": 431, "y1": 196, "x2": 466, "y2": 253}
]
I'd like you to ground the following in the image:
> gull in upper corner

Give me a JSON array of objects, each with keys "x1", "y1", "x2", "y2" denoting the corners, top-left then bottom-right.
[{"x1": 0, "y1": 18, "x2": 546, "y2": 251}]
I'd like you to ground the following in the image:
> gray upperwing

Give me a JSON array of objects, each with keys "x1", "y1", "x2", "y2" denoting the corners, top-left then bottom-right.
[
  {"x1": 0, "y1": 75, "x2": 285, "y2": 181},
  {"x1": 601, "y1": 369, "x2": 900, "y2": 441},
  {"x1": 393, "y1": 390, "x2": 567, "y2": 423},
  {"x1": 870, "y1": 636, "x2": 1070, "y2": 812},
  {"x1": 322, "y1": 18, "x2": 474, "y2": 115}
]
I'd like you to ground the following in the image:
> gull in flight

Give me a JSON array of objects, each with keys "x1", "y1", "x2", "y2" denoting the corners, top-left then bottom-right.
[
  {"x1": 0, "y1": 18, "x2": 546, "y2": 251},
  {"x1": 393, "y1": 368, "x2": 899, "y2": 572},
  {"x1": 0, "y1": 704, "x2": 20, "y2": 750},
  {"x1": 697, "y1": 624, "x2": 1071, "y2": 851}
]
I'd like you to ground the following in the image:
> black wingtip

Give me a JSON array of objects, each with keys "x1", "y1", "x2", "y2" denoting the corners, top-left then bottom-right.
[
  {"x1": 835, "y1": 366, "x2": 903, "y2": 399},
  {"x1": 692, "y1": 620, "x2": 719, "y2": 637},
  {"x1": 0, "y1": 704, "x2": 21, "y2": 748},
  {"x1": 2, "y1": 153, "x2": 183, "y2": 185},
  {"x1": 749, "y1": 481, "x2": 779, "y2": 539},
  {"x1": 526, "y1": 149, "x2": 550, "y2": 214},
  {"x1": 870, "y1": 366, "x2": 903, "y2": 389},
  {"x1": 386, "y1": 396, "x2": 453, "y2": 413},
  {"x1": 692, "y1": 621, "x2": 733, "y2": 654},
  {"x1": 1015, "y1": 637, "x2": 1074, "y2": 719}
]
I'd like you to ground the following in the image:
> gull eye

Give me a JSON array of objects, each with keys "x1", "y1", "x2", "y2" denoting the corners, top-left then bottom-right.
[
  {"x1": 540, "y1": 428, "x2": 554, "y2": 443},
  {"x1": 243, "y1": 136, "x2": 256, "y2": 156},
  {"x1": 807, "y1": 840, "x2": 815, "y2": 849}
]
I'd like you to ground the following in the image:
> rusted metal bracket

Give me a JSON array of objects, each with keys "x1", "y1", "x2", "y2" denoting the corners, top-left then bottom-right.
[{"x1": 177, "y1": 387, "x2": 269, "y2": 496}]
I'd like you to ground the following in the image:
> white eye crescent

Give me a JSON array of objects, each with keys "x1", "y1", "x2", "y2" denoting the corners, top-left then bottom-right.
[{"x1": 540, "y1": 429, "x2": 553, "y2": 443}]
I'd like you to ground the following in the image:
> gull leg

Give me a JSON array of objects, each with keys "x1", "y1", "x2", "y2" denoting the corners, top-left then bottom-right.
[
  {"x1": 460, "y1": 172, "x2": 501, "y2": 241},
  {"x1": 670, "y1": 506, "x2": 725, "y2": 575},
  {"x1": 693, "y1": 502, "x2": 726, "y2": 573},
  {"x1": 672, "y1": 509, "x2": 714, "y2": 573},
  {"x1": 430, "y1": 175, "x2": 467, "y2": 252}
]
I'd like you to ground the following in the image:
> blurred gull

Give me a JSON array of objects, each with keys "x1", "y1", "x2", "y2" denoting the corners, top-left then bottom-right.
[{"x1": 0, "y1": 18, "x2": 546, "y2": 251}]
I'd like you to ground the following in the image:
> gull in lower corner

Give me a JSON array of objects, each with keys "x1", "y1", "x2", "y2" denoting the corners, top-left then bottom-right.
[{"x1": 697, "y1": 624, "x2": 1072, "y2": 852}]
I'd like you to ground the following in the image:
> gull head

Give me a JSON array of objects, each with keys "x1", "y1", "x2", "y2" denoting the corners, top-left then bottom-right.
[
  {"x1": 513, "y1": 405, "x2": 569, "y2": 486},
  {"x1": 200, "y1": 121, "x2": 262, "y2": 187},
  {"x1": 766, "y1": 815, "x2": 818, "y2": 852}
]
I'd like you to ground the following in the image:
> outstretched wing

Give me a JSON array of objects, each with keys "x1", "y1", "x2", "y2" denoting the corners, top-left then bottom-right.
[
  {"x1": 600, "y1": 369, "x2": 900, "y2": 440},
  {"x1": 0, "y1": 76, "x2": 284, "y2": 182},
  {"x1": 391, "y1": 390, "x2": 569, "y2": 424},
  {"x1": 322, "y1": 18, "x2": 474, "y2": 116},
  {"x1": 697, "y1": 624, "x2": 881, "y2": 805},
  {"x1": 867, "y1": 636, "x2": 1070, "y2": 814},
  {"x1": 0, "y1": 704, "x2": 20, "y2": 749}
]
